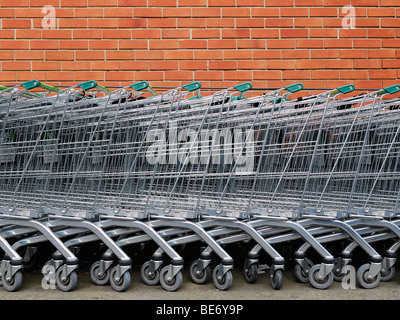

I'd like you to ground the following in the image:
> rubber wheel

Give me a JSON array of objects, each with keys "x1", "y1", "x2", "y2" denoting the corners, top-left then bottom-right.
[
  {"x1": 56, "y1": 268, "x2": 78, "y2": 292},
  {"x1": 309, "y1": 264, "x2": 333, "y2": 290},
  {"x1": 90, "y1": 261, "x2": 110, "y2": 286},
  {"x1": 333, "y1": 266, "x2": 346, "y2": 282},
  {"x1": 141, "y1": 261, "x2": 160, "y2": 286},
  {"x1": 244, "y1": 263, "x2": 258, "y2": 284},
  {"x1": 159, "y1": 266, "x2": 183, "y2": 292},
  {"x1": 294, "y1": 259, "x2": 314, "y2": 283},
  {"x1": 357, "y1": 263, "x2": 381, "y2": 289},
  {"x1": 380, "y1": 266, "x2": 395, "y2": 282},
  {"x1": 110, "y1": 266, "x2": 131, "y2": 292},
  {"x1": 189, "y1": 260, "x2": 211, "y2": 285},
  {"x1": 212, "y1": 266, "x2": 233, "y2": 291},
  {"x1": 2, "y1": 269, "x2": 23, "y2": 292},
  {"x1": 270, "y1": 269, "x2": 283, "y2": 290}
]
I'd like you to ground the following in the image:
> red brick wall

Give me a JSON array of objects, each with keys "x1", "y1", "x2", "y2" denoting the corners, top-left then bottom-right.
[{"x1": 0, "y1": 0, "x2": 399, "y2": 91}]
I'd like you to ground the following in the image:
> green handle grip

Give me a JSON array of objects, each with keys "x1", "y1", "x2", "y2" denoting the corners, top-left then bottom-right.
[
  {"x1": 129, "y1": 81, "x2": 149, "y2": 91},
  {"x1": 21, "y1": 80, "x2": 41, "y2": 90},
  {"x1": 336, "y1": 84, "x2": 355, "y2": 94},
  {"x1": 233, "y1": 82, "x2": 252, "y2": 93},
  {"x1": 182, "y1": 81, "x2": 201, "y2": 92},
  {"x1": 285, "y1": 83, "x2": 303, "y2": 93},
  {"x1": 381, "y1": 84, "x2": 400, "y2": 95},
  {"x1": 77, "y1": 80, "x2": 98, "y2": 91}
]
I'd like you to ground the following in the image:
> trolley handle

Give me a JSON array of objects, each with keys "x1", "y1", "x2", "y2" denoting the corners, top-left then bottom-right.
[
  {"x1": 284, "y1": 82, "x2": 303, "y2": 94},
  {"x1": 377, "y1": 84, "x2": 400, "y2": 96},
  {"x1": 129, "y1": 81, "x2": 158, "y2": 96},
  {"x1": 329, "y1": 84, "x2": 355, "y2": 97},
  {"x1": 77, "y1": 80, "x2": 112, "y2": 95}
]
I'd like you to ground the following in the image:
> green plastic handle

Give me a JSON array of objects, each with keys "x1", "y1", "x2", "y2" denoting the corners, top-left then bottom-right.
[
  {"x1": 182, "y1": 81, "x2": 201, "y2": 92},
  {"x1": 233, "y1": 82, "x2": 252, "y2": 93},
  {"x1": 21, "y1": 80, "x2": 41, "y2": 90},
  {"x1": 336, "y1": 84, "x2": 355, "y2": 94},
  {"x1": 129, "y1": 81, "x2": 149, "y2": 91},
  {"x1": 285, "y1": 83, "x2": 303, "y2": 93},
  {"x1": 381, "y1": 84, "x2": 400, "y2": 95},
  {"x1": 78, "y1": 80, "x2": 98, "y2": 91}
]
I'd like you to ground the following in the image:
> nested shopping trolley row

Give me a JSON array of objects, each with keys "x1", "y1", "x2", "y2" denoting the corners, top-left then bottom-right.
[{"x1": 0, "y1": 79, "x2": 400, "y2": 292}]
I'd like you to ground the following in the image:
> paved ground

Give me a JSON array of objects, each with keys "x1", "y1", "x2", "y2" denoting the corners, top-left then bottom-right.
[{"x1": 1, "y1": 264, "x2": 399, "y2": 301}]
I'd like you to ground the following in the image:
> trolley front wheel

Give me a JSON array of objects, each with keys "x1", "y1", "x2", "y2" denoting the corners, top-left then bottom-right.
[
  {"x1": 2, "y1": 270, "x2": 23, "y2": 292},
  {"x1": 244, "y1": 263, "x2": 258, "y2": 284},
  {"x1": 56, "y1": 268, "x2": 78, "y2": 292},
  {"x1": 357, "y1": 263, "x2": 381, "y2": 289},
  {"x1": 213, "y1": 266, "x2": 233, "y2": 291},
  {"x1": 110, "y1": 266, "x2": 131, "y2": 292},
  {"x1": 90, "y1": 261, "x2": 110, "y2": 286},
  {"x1": 270, "y1": 269, "x2": 283, "y2": 290},
  {"x1": 380, "y1": 266, "x2": 395, "y2": 282},
  {"x1": 294, "y1": 259, "x2": 314, "y2": 283},
  {"x1": 308, "y1": 264, "x2": 333, "y2": 290},
  {"x1": 189, "y1": 260, "x2": 211, "y2": 285},
  {"x1": 141, "y1": 261, "x2": 161, "y2": 286},
  {"x1": 160, "y1": 266, "x2": 183, "y2": 292}
]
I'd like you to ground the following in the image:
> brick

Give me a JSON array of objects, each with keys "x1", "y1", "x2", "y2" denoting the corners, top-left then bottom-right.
[
  {"x1": 60, "y1": 0, "x2": 88, "y2": 6},
  {"x1": 59, "y1": 19, "x2": 87, "y2": 28},
  {"x1": 222, "y1": 29, "x2": 250, "y2": 39},
  {"x1": 0, "y1": 0, "x2": 29, "y2": 6},
  {"x1": 46, "y1": 72, "x2": 74, "y2": 82},
  {"x1": 88, "y1": 0, "x2": 118, "y2": 6},
  {"x1": 73, "y1": 30, "x2": 102, "y2": 39},
  {"x1": 208, "y1": 39, "x2": 236, "y2": 49},
  {"x1": 237, "y1": 18, "x2": 265, "y2": 28},
  {"x1": 281, "y1": 8, "x2": 309, "y2": 17},
  {"x1": 380, "y1": 0, "x2": 398, "y2": 5},
  {"x1": 369, "y1": 70, "x2": 396, "y2": 79},
  {"x1": 324, "y1": 39, "x2": 353, "y2": 48},
  {"x1": 267, "y1": 39, "x2": 294, "y2": 49},
  {"x1": 194, "y1": 71, "x2": 223, "y2": 80},
  {"x1": 75, "y1": 72, "x2": 105, "y2": 81},
  {"x1": 14, "y1": 51, "x2": 43, "y2": 60},
  {"x1": 59, "y1": 40, "x2": 88, "y2": 50},
  {"x1": 311, "y1": 49, "x2": 339, "y2": 59},
  {"x1": 45, "y1": 51, "x2": 75, "y2": 61},
  {"x1": 106, "y1": 51, "x2": 135, "y2": 60},
  {"x1": 237, "y1": 61, "x2": 266, "y2": 70},
  {"x1": 120, "y1": 61, "x2": 149, "y2": 70},
  {"x1": 75, "y1": 8, "x2": 104, "y2": 18},
  {"x1": 297, "y1": 39, "x2": 323, "y2": 49},
  {"x1": 208, "y1": 0, "x2": 235, "y2": 6},
  {"x1": 352, "y1": 0, "x2": 379, "y2": 5},
  {"x1": 251, "y1": 29, "x2": 279, "y2": 39},
  {"x1": 88, "y1": 19, "x2": 118, "y2": 28},
  {"x1": 165, "y1": 50, "x2": 193, "y2": 59},
  {"x1": 382, "y1": 40, "x2": 400, "y2": 48},
  {"x1": 2, "y1": 61, "x2": 31, "y2": 71},
  {"x1": 368, "y1": 8, "x2": 395, "y2": 17},
  {"x1": 0, "y1": 9, "x2": 16, "y2": 18},
  {"x1": 29, "y1": 0, "x2": 59, "y2": 6},
  {"x1": 294, "y1": 18, "x2": 323, "y2": 28},
  {"x1": 368, "y1": 49, "x2": 396, "y2": 58},
  {"x1": 42, "y1": 30, "x2": 72, "y2": 39},
  {"x1": 267, "y1": 60, "x2": 296, "y2": 70},
  {"x1": 324, "y1": 0, "x2": 352, "y2": 5},
  {"x1": 382, "y1": 60, "x2": 400, "y2": 69},
  {"x1": 222, "y1": 8, "x2": 250, "y2": 18},
  {"x1": 163, "y1": 8, "x2": 191, "y2": 18},
  {"x1": 104, "y1": 8, "x2": 133, "y2": 18},
  {"x1": 178, "y1": 0, "x2": 207, "y2": 6},
  {"x1": 237, "y1": 0, "x2": 264, "y2": 6},
  {"x1": 354, "y1": 39, "x2": 381, "y2": 48},
  {"x1": 76, "y1": 51, "x2": 104, "y2": 60},
  {"x1": 118, "y1": 0, "x2": 147, "y2": 6},
  {"x1": 354, "y1": 80, "x2": 382, "y2": 90},
  {"x1": 381, "y1": 19, "x2": 400, "y2": 28},
  {"x1": 177, "y1": 18, "x2": 206, "y2": 28},
  {"x1": 283, "y1": 70, "x2": 311, "y2": 80},
  {"x1": 16, "y1": 72, "x2": 46, "y2": 81},
  {"x1": 206, "y1": 18, "x2": 235, "y2": 28},
  {"x1": 0, "y1": 40, "x2": 29, "y2": 50},
  {"x1": 209, "y1": 61, "x2": 237, "y2": 70},
  {"x1": 266, "y1": 0, "x2": 293, "y2": 5},
  {"x1": 253, "y1": 51, "x2": 281, "y2": 59},
  {"x1": 281, "y1": 29, "x2": 309, "y2": 38},
  {"x1": 119, "y1": 40, "x2": 148, "y2": 49},
  {"x1": 325, "y1": 60, "x2": 353, "y2": 69},
  {"x1": 253, "y1": 70, "x2": 282, "y2": 80},
  {"x1": 162, "y1": 29, "x2": 191, "y2": 39},
  {"x1": 148, "y1": 18, "x2": 176, "y2": 28},
  {"x1": 238, "y1": 40, "x2": 265, "y2": 49},
  {"x1": 31, "y1": 40, "x2": 59, "y2": 50},
  {"x1": 148, "y1": 0, "x2": 176, "y2": 6},
  {"x1": 295, "y1": 0, "x2": 323, "y2": 5},
  {"x1": 15, "y1": 8, "x2": 43, "y2": 18},
  {"x1": 32, "y1": 61, "x2": 61, "y2": 71},
  {"x1": 340, "y1": 49, "x2": 368, "y2": 59},
  {"x1": 296, "y1": 60, "x2": 325, "y2": 70},
  {"x1": 354, "y1": 59, "x2": 381, "y2": 69},
  {"x1": 251, "y1": 8, "x2": 280, "y2": 17},
  {"x1": 149, "y1": 40, "x2": 178, "y2": 50},
  {"x1": 62, "y1": 61, "x2": 91, "y2": 71},
  {"x1": 194, "y1": 50, "x2": 223, "y2": 60},
  {"x1": 311, "y1": 70, "x2": 340, "y2": 80},
  {"x1": 91, "y1": 61, "x2": 120, "y2": 70},
  {"x1": 340, "y1": 70, "x2": 369, "y2": 79},
  {"x1": 136, "y1": 50, "x2": 164, "y2": 60},
  {"x1": 15, "y1": 29, "x2": 41, "y2": 39},
  {"x1": 192, "y1": 8, "x2": 221, "y2": 18},
  {"x1": 192, "y1": 29, "x2": 220, "y2": 39},
  {"x1": 265, "y1": 18, "x2": 294, "y2": 28},
  {"x1": 132, "y1": 30, "x2": 160, "y2": 39},
  {"x1": 165, "y1": 71, "x2": 193, "y2": 80},
  {"x1": 310, "y1": 8, "x2": 337, "y2": 17},
  {"x1": 119, "y1": 18, "x2": 147, "y2": 28},
  {"x1": 0, "y1": 72, "x2": 17, "y2": 82},
  {"x1": 368, "y1": 29, "x2": 396, "y2": 38},
  {"x1": 179, "y1": 40, "x2": 207, "y2": 49},
  {"x1": 224, "y1": 71, "x2": 252, "y2": 80},
  {"x1": 149, "y1": 61, "x2": 179, "y2": 70},
  {"x1": 179, "y1": 61, "x2": 207, "y2": 70},
  {"x1": 339, "y1": 29, "x2": 367, "y2": 38},
  {"x1": 2, "y1": 19, "x2": 31, "y2": 29},
  {"x1": 282, "y1": 50, "x2": 309, "y2": 59},
  {"x1": 310, "y1": 29, "x2": 337, "y2": 38}
]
